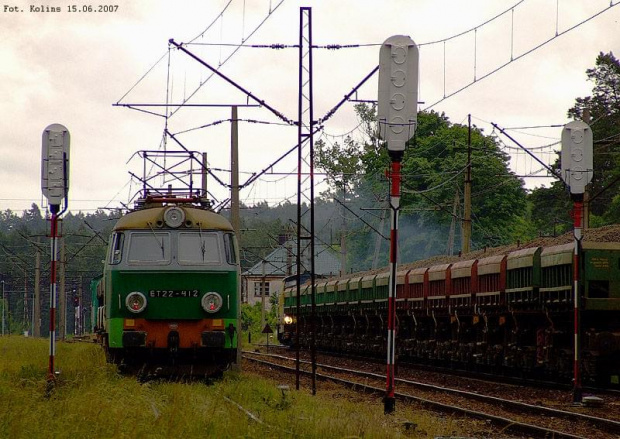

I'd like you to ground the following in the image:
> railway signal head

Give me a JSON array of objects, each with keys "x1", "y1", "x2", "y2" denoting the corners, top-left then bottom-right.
[
  {"x1": 378, "y1": 35, "x2": 419, "y2": 159},
  {"x1": 41, "y1": 123, "x2": 70, "y2": 209},
  {"x1": 561, "y1": 120, "x2": 593, "y2": 195}
]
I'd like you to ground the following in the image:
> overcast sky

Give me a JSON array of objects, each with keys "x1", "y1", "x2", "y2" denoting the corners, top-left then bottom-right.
[{"x1": 1, "y1": 0, "x2": 619, "y2": 214}]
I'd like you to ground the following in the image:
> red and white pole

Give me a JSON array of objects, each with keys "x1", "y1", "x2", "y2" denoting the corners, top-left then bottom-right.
[
  {"x1": 572, "y1": 196, "x2": 583, "y2": 404},
  {"x1": 48, "y1": 208, "x2": 59, "y2": 382},
  {"x1": 385, "y1": 160, "x2": 401, "y2": 414}
]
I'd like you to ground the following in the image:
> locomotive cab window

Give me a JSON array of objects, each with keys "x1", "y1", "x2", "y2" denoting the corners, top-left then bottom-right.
[
  {"x1": 588, "y1": 280, "x2": 610, "y2": 299},
  {"x1": 127, "y1": 232, "x2": 171, "y2": 265},
  {"x1": 108, "y1": 232, "x2": 124, "y2": 265},
  {"x1": 224, "y1": 233, "x2": 238, "y2": 265},
  {"x1": 178, "y1": 232, "x2": 221, "y2": 265}
]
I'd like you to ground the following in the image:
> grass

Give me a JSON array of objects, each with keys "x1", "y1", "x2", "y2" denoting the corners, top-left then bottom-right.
[{"x1": 0, "y1": 336, "x2": 479, "y2": 438}]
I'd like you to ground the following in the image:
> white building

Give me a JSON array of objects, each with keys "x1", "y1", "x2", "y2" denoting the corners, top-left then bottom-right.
[{"x1": 242, "y1": 240, "x2": 341, "y2": 310}]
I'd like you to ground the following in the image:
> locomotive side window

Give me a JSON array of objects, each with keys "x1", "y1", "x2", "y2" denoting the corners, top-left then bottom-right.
[
  {"x1": 127, "y1": 232, "x2": 171, "y2": 265},
  {"x1": 109, "y1": 232, "x2": 124, "y2": 265},
  {"x1": 589, "y1": 280, "x2": 609, "y2": 299},
  {"x1": 178, "y1": 232, "x2": 221, "y2": 265},
  {"x1": 224, "y1": 233, "x2": 237, "y2": 265}
]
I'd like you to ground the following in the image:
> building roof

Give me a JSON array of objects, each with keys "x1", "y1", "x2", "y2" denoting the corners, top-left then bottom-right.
[{"x1": 243, "y1": 240, "x2": 341, "y2": 278}]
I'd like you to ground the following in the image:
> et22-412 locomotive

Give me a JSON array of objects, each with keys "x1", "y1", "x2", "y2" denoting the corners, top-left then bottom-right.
[
  {"x1": 280, "y1": 228, "x2": 620, "y2": 387},
  {"x1": 93, "y1": 194, "x2": 240, "y2": 377}
]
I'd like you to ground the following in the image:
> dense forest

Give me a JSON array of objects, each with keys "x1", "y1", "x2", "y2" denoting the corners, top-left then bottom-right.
[{"x1": 0, "y1": 52, "x2": 618, "y2": 336}]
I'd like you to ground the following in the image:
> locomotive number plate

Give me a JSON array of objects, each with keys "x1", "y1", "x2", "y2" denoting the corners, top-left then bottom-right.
[{"x1": 149, "y1": 289, "x2": 200, "y2": 298}]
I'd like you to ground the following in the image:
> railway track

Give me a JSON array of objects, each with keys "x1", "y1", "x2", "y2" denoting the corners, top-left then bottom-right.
[
  {"x1": 64, "y1": 334, "x2": 98, "y2": 343},
  {"x1": 243, "y1": 350, "x2": 620, "y2": 439},
  {"x1": 258, "y1": 343, "x2": 619, "y2": 395}
]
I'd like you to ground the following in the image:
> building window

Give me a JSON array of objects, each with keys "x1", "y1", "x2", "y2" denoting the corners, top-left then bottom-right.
[{"x1": 254, "y1": 281, "x2": 270, "y2": 297}]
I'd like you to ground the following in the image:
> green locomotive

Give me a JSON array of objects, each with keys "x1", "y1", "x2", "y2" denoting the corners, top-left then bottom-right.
[{"x1": 95, "y1": 195, "x2": 240, "y2": 376}]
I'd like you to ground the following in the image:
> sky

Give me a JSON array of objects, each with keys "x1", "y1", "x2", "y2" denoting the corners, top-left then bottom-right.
[{"x1": 1, "y1": 0, "x2": 619, "y2": 214}]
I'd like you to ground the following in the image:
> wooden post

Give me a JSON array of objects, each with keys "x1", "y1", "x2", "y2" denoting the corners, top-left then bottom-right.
[{"x1": 462, "y1": 114, "x2": 472, "y2": 254}]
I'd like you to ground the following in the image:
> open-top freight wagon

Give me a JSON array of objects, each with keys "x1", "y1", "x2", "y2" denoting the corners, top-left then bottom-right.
[{"x1": 280, "y1": 226, "x2": 620, "y2": 387}]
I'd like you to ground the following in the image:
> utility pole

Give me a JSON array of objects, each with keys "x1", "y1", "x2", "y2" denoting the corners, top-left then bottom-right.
[
  {"x1": 340, "y1": 185, "x2": 347, "y2": 276},
  {"x1": 462, "y1": 114, "x2": 472, "y2": 254},
  {"x1": 261, "y1": 260, "x2": 266, "y2": 331},
  {"x1": 34, "y1": 242, "x2": 41, "y2": 338},
  {"x1": 74, "y1": 289, "x2": 78, "y2": 336},
  {"x1": 1, "y1": 280, "x2": 5, "y2": 336},
  {"x1": 286, "y1": 239, "x2": 293, "y2": 276},
  {"x1": 24, "y1": 269, "x2": 28, "y2": 335},
  {"x1": 77, "y1": 278, "x2": 83, "y2": 335},
  {"x1": 231, "y1": 105, "x2": 242, "y2": 371},
  {"x1": 231, "y1": 106, "x2": 240, "y2": 237},
  {"x1": 372, "y1": 206, "x2": 386, "y2": 270},
  {"x1": 448, "y1": 190, "x2": 460, "y2": 255}
]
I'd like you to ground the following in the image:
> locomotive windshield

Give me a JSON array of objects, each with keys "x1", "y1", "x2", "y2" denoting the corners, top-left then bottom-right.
[
  {"x1": 178, "y1": 232, "x2": 221, "y2": 265},
  {"x1": 108, "y1": 229, "x2": 237, "y2": 267},
  {"x1": 128, "y1": 232, "x2": 171, "y2": 265}
]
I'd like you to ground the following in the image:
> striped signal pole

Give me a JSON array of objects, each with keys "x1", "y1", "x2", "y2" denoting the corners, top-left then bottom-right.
[
  {"x1": 572, "y1": 196, "x2": 583, "y2": 403},
  {"x1": 385, "y1": 160, "x2": 401, "y2": 413},
  {"x1": 48, "y1": 208, "x2": 60, "y2": 381}
]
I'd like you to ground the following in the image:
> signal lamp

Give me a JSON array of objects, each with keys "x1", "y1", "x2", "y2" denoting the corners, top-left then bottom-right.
[
  {"x1": 283, "y1": 315, "x2": 293, "y2": 325},
  {"x1": 201, "y1": 292, "x2": 223, "y2": 313},
  {"x1": 126, "y1": 292, "x2": 147, "y2": 314},
  {"x1": 377, "y1": 35, "x2": 419, "y2": 156},
  {"x1": 163, "y1": 206, "x2": 185, "y2": 228}
]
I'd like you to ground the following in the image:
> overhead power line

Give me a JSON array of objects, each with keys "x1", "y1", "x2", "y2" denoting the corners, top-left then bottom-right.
[
  {"x1": 424, "y1": 1, "x2": 620, "y2": 109},
  {"x1": 492, "y1": 122, "x2": 562, "y2": 181},
  {"x1": 419, "y1": 0, "x2": 525, "y2": 46}
]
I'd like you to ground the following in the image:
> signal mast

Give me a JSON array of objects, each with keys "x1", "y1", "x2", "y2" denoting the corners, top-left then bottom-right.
[{"x1": 377, "y1": 35, "x2": 419, "y2": 414}]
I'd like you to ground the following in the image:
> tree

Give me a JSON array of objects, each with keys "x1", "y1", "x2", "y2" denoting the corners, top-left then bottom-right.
[
  {"x1": 528, "y1": 181, "x2": 572, "y2": 236},
  {"x1": 316, "y1": 106, "x2": 532, "y2": 269},
  {"x1": 315, "y1": 135, "x2": 362, "y2": 197},
  {"x1": 531, "y1": 52, "x2": 620, "y2": 230},
  {"x1": 567, "y1": 52, "x2": 620, "y2": 219},
  {"x1": 233, "y1": 200, "x2": 293, "y2": 272},
  {"x1": 22, "y1": 203, "x2": 45, "y2": 233},
  {"x1": 0, "y1": 207, "x2": 115, "y2": 335}
]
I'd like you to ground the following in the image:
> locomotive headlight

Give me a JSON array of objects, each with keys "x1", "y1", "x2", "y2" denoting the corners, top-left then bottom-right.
[
  {"x1": 284, "y1": 315, "x2": 293, "y2": 325},
  {"x1": 163, "y1": 206, "x2": 185, "y2": 228},
  {"x1": 201, "y1": 292, "x2": 223, "y2": 313},
  {"x1": 126, "y1": 292, "x2": 147, "y2": 314}
]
